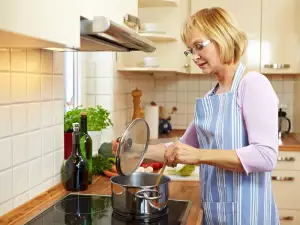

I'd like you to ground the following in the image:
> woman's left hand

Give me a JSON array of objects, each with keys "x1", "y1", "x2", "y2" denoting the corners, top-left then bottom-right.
[{"x1": 164, "y1": 141, "x2": 200, "y2": 167}]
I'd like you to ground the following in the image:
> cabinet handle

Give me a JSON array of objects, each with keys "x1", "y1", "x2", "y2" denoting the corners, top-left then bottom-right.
[
  {"x1": 264, "y1": 64, "x2": 290, "y2": 69},
  {"x1": 280, "y1": 216, "x2": 294, "y2": 221},
  {"x1": 184, "y1": 64, "x2": 190, "y2": 68},
  {"x1": 277, "y1": 156, "x2": 295, "y2": 162},
  {"x1": 272, "y1": 176, "x2": 294, "y2": 181}
]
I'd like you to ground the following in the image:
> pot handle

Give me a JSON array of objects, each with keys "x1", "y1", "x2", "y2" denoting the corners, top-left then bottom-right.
[{"x1": 134, "y1": 189, "x2": 161, "y2": 200}]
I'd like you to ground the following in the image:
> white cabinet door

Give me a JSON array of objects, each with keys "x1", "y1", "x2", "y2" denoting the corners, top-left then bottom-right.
[
  {"x1": 278, "y1": 209, "x2": 300, "y2": 225},
  {"x1": 261, "y1": 0, "x2": 300, "y2": 74},
  {"x1": 0, "y1": 0, "x2": 80, "y2": 48},
  {"x1": 190, "y1": 0, "x2": 261, "y2": 73}
]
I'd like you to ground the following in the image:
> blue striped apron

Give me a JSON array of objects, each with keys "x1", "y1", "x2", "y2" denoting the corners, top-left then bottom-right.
[{"x1": 194, "y1": 63, "x2": 279, "y2": 225}]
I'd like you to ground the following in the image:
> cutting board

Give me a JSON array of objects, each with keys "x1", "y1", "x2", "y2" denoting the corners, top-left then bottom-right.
[{"x1": 158, "y1": 166, "x2": 200, "y2": 181}]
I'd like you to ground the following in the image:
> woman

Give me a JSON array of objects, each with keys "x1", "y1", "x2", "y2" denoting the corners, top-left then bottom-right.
[{"x1": 113, "y1": 7, "x2": 279, "y2": 225}]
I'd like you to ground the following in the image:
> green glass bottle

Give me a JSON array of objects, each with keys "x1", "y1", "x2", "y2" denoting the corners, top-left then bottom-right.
[{"x1": 80, "y1": 112, "x2": 93, "y2": 184}]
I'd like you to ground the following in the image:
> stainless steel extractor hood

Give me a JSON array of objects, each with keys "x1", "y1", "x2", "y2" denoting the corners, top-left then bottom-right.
[{"x1": 80, "y1": 16, "x2": 156, "y2": 52}]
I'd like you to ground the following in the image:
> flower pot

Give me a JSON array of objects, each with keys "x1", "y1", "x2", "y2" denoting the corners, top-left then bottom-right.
[{"x1": 64, "y1": 132, "x2": 72, "y2": 159}]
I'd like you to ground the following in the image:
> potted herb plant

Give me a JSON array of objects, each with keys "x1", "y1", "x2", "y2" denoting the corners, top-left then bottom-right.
[{"x1": 64, "y1": 105, "x2": 113, "y2": 159}]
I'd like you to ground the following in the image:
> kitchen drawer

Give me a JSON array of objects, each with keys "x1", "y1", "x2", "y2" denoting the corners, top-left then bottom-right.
[
  {"x1": 278, "y1": 209, "x2": 300, "y2": 225},
  {"x1": 275, "y1": 152, "x2": 300, "y2": 171},
  {"x1": 272, "y1": 170, "x2": 300, "y2": 209}
]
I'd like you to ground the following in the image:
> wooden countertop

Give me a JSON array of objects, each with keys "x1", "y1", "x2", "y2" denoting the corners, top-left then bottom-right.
[
  {"x1": 0, "y1": 176, "x2": 202, "y2": 225},
  {"x1": 159, "y1": 130, "x2": 300, "y2": 152}
]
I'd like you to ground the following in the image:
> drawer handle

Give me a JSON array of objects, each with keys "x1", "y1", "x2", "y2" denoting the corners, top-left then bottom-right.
[
  {"x1": 264, "y1": 64, "x2": 290, "y2": 69},
  {"x1": 280, "y1": 216, "x2": 294, "y2": 221},
  {"x1": 277, "y1": 156, "x2": 295, "y2": 162},
  {"x1": 272, "y1": 176, "x2": 294, "y2": 181}
]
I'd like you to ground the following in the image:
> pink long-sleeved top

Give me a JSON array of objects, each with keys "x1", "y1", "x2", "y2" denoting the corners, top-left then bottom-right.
[{"x1": 179, "y1": 72, "x2": 279, "y2": 174}]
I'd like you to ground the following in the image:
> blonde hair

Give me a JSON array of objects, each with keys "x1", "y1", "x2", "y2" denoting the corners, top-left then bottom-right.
[{"x1": 182, "y1": 7, "x2": 247, "y2": 64}]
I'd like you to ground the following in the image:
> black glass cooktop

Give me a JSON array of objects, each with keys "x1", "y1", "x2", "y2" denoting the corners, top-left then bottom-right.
[{"x1": 24, "y1": 194, "x2": 191, "y2": 225}]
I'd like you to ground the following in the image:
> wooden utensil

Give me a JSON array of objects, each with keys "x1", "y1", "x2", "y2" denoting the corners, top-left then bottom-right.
[{"x1": 155, "y1": 137, "x2": 177, "y2": 185}]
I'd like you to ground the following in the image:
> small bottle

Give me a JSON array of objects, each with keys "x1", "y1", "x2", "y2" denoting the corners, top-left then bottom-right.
[
  {"x1": 80, "y1": 112, "x2": 93, "y2": 184},
  {"x1": 63, "y1": 123, "x2": 88, "y2": 191}
]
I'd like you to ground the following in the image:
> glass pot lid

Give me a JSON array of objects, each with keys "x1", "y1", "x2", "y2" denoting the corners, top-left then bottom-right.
[{"x1": 115, "y1": 118, "x2": 150, "y2": 176}]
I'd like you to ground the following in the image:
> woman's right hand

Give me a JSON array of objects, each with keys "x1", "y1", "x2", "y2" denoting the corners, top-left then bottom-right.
[{"x1": 112, "y1": 139, "x2": 119, "y2": 155}]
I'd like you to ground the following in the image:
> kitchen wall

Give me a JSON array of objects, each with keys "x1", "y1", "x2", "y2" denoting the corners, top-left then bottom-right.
[
  {"x1": 81, "y1": 52, "x2": 155, "y2": 144},
  {"x1": 153, "y1": 74, "x2": 295, "y2": 130},
  {"x1": 0, "y1": 49, "x2": 64, "y2": 216},
  {"x1": 82, "y1": 52, "x2": 295, "y2": 138}
]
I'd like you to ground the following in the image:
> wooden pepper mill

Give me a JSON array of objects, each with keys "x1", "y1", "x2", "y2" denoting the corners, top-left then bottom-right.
[{"x1": 132, "y1": 88, "x2": 142, "y2": 120}]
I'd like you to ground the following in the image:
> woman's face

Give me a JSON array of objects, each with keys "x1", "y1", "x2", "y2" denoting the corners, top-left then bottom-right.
[{"x1": 188, "y1": 29, "x2": 222, "y2": 74}]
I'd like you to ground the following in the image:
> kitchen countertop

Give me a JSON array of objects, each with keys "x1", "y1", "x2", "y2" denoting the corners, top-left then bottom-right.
[
  {"x1": 158, "y1": 130, "x2": 300, "y2": 152},
  {"x1": 0, "y1": 176, "x2": 202, "y2": 225}
]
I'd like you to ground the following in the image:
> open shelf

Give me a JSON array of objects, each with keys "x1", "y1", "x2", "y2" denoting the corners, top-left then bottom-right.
[
  {"x1": 139, "y1": 0, "x2": 178, "y2": 8},
  {"x1": 139, "y1": 33, "x2": 176, "y2": 42},
  {"x1": 118, "y1": 67, "x2": 181, "y2": 74}
]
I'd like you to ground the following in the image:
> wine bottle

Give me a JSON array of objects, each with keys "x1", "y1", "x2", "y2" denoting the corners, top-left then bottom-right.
[
  {"x1": 80, "y1": 112, "x2": 93, "y2": 184},
  {"x1": 63, "y1": 123, "x2": 88, "y2": 191}
]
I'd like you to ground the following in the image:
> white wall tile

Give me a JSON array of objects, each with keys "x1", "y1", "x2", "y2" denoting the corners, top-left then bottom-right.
[
  {"x1": 177, "y1": 92, "x2": 187, "y2": 104},
  {"x1": 176, "y1": 103, "x2": 187, "y2": 114},
  {"x1": 11, "y1": 104, "x2": 27, "y2": 134},
  {"x1": 113, "y1": 94, "x2": 127, "y2": 111},
  {"x1": 86, "y1": 95, "x2": 96, "y2": 107},
  {"x1": 175, "y1": 114, "x2": 187, "y2": 126},
  {"x1": 111, "y1": 111, "x2": 127, "y2": 126},
  {"x1": 0, "y1": 48, "x2": 10, "y2": 71},
  {"x1": 11, "y1": 49, "x2": 26, "y2": 72},
  {"x1": 13, "y1": 163, "x2": 29, "y2": 196},
  {"x1": 283, "y1": 93, "x2": 294, "y2": 106},
  {"x1": 0, "y1": 199, "x2": 13, "y2": 215},
  {"x1": 188, "y1": 77, "x2": 199, "y2": 92},
  {"x1": 41, "y1": 75, "x2": 53, "y2": 100},
  {"x1": 199, "y1": 79, "x2": 212, "y2": 92},
  {"x1": 53, "y1": 125, "x2": 63, "y2": 150},
  {"x1": 187, "y1": 92, "x2": 199, "y2": 104},
  {"x1": 14, "y1": 192, "x2": 29, "y2": 208},
  {"x1": 41, "y1": 102, "x2": 53, "y2": 127},
  {"x1": 53, "y1": 52, "x2": 64, "y2": 74},
  {"x1": 155, "y1": 80, "x2": 166, "y2": 92},
  {"x1": 29, "y1": 157, "x2": 43, "y2": 188},
  {"x1": 54, "y1": 149, "x2": 63, "y2": 175},
  {"x1": 95, "y1": 78, "x2": 114, "y2": 94},
  {"x1": 27, "y1": 50, "x2": 40, "y2": 73},
  {"x1": 271, "y1": 80, "x2": 283, "y2": 93},
  {"x1": 27, "y1": 73, "x2": 41, "y2": 102},
  {"x1": 28, "y1": 131, "x2": 42, "y2": 160},
  {"x1": 155, "y1": 92, "x2": 165, "y2": 102},
  {"x1": 0, "y1": 106, "x2": 11, "y2": 138},
  {"x1": 165, "y1": 79, "x2": 177, "y2": 92},
  {"x1": 176, "y1": 77, "x2": 187, "y2": 91},
  {"x1": 27, "y1": 103, "x2": 41, "y2": 131},
  {"x1": 41, "y1": 50, "x2": 53, "y2": 74},
  {"x1": 42, "y1": 128, "x2": 54, "y2": 154},
  {"x1": 53, "y1": 100, "x2": 64, "y2": 125},
  {"x1": 86, "y1": 78, "x2": 96, "y2": 94},
  {"x1": 0, "y1": 169, "x2": 13, "y2": 203},
  {"x1": 42, "y1": 153, "x2": 54, "y2": 180},
  {"x1": 114, "y1": 78, "x2": 130, "y2": 94},
  {"x1": 0, "y1": 138, "x2": 12, "y2": 171},
  {"x1": 12, "y1": 134, "x2": 28, "y2": 166},
  {"x1": 96, "y1": 95, "x2": 114, "y2": 111},
  {"x1": 165, "y1": 92, "x2": 176, "y2": 102},
  {"x1": 0, "y1": 72, "x2": 10, "y2": 104},
  {"x1": 283, "y1": 80, "x2": 294, "y2": 93},
  {"x1": 53, "y1": 75, "x2": 64, "y2": 99},
  {"x1": 11, "y1": 73, "x2": 27, "y2": 103},
  {"x1": 188, "y1": 114, "x2": 195, "y2": 123}
]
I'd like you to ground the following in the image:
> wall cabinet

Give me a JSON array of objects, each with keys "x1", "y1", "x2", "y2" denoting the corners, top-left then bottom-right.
[
  {"x1": 261, "y1": 0, "x2": 300, "y2": 74},
  {"x1": 190, "y1": 0, "x2": 261, "y2": 74},
  {"x1": 0, "y1": 0, "x2": 80, "y2": 49}
]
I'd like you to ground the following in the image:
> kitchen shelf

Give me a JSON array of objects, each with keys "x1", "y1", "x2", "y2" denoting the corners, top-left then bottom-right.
[
  {"x1": 139, "y1": 33, "x2": 176, "y2": 42},
  {"x1": 139, "y1": 0, "x2": 178, "y2": 8},
  {"x1": 118, "y1": 67, "x2": 182, "y2": 74}
]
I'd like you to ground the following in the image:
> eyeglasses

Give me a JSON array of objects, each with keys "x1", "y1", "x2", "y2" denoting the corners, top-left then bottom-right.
[{"x1": 184, "y1": 40, "x2": 211, "y2": 57}]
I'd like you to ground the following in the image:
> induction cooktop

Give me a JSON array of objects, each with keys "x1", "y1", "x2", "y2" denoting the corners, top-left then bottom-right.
[{"x1": 23, "y1": 193, "x2": 192, "y2": 225}]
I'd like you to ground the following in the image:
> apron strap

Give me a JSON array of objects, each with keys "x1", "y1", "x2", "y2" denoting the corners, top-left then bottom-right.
[{"x1": 231, "y1": 62, "x2": 246, "y2": 92}]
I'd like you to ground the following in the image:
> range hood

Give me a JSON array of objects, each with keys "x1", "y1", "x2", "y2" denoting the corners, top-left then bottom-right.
[{"x1": 80, "y1": 16, "x2": 156, "y2": 52}]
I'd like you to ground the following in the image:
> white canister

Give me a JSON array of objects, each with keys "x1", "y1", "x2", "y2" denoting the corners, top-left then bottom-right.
[
  {"x1": 144, "y1": 105, "x2": 159, "y2": 139},
  {"x1": 143, "y1": 57, "x2": 158, "y2": 67}
]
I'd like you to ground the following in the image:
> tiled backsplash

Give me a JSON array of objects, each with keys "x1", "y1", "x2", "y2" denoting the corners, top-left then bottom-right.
[
  {"x1": 0, "y1": 49, "x2": 64, "y2": 216},
  {"x1": 153, "y1": 74, "x2": 295, "y2": 130}
]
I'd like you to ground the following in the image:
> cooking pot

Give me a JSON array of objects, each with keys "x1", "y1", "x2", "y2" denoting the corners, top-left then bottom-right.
[{"x1": 110, "y1": 118, "x2": 170, "y2": 218}]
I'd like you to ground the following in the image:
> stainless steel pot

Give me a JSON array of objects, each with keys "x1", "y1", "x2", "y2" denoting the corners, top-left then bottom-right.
[{"x1": 110, "y1": 172, "x2": 170, "y2": 217}]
